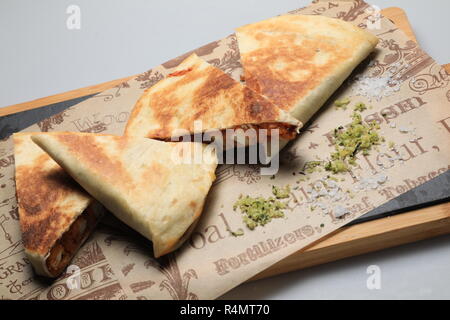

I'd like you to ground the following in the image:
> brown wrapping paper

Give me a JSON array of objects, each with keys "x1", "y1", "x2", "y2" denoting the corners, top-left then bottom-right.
[{"x1": 0, "y1": 0, "x2": 449, "y2": 300}]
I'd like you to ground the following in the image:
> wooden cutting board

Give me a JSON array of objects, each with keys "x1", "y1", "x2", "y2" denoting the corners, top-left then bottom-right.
[{"x1": 1, "y1": 7, "x2": 449, "y2": 282}]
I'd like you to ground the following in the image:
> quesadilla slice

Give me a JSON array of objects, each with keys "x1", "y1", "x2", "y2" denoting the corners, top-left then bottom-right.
[
  {"x1": 32, "y1": 133, "x2": 218, "y2": 257},
  {"x1": 125, "y1": 53, "x2": 301, "y2": 144},
  {"x1": 235, "y1": 14, "x2": 379, "y2": 123},
  {"x1": 13, "y1": 133, "x2": 105, "y2": 278}
]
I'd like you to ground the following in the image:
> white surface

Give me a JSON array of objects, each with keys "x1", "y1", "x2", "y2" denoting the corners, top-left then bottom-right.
[{"x1": 1, "y1": 0, "x2": 449, "y2": 299}]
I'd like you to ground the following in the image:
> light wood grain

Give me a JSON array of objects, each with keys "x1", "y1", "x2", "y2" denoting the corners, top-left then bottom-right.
[
  {"x1": 0, "y1": 75, "x2": 137, "y2": 117},
  {"x1": 382, "y1": 7, "x2": 417, "y2": 41},
  {"x1": 254, "y1": 202, "x2": 450, "y2": 280}
]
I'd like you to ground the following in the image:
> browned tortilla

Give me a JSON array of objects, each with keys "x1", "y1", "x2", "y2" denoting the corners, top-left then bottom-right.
[
  {"x1": 13, "y1": 132, "x2": 103, "y2": 277},
  {"x1": 125, "y1": 53, "x2": 301, "y2": 141}
]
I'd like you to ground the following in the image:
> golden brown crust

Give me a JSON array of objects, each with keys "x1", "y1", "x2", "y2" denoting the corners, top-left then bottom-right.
[
  {"x1": 54, "y1": 134, "x2": 133, "y2": 189},
  {"x1": 32, "y1": 133, "x2": 218, "y2": 258},
  {"x1": 16, "y1": 151, "x2": 89, "y2": 256},
  {"x1": 241, "y1": 42, "x2": 351, "y2": 111},
  {"x1": 13, "y1": 132, "x2": 100, "y2": 277},
  {"x1": 125, "y1": 54, "x2": 301, "y2": 140},
  {"x1": 236, "y1": 15, "x2": 379, "y2": 117}
]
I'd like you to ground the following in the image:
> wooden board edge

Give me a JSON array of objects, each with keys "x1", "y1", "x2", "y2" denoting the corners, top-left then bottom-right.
[
  {"x1": 253, "y1": 201, "x2": 450, "y2": 280},
  {"x1": 0, "y1": 75, "x2": 136, "y2": 117},
  {"x1": 382, "y1": 7, "x2": 417, "y2": 41}
]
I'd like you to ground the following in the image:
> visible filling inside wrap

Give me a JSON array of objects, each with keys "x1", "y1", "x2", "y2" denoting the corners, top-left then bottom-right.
[
  {"x1": 168, "y1": 122, "x2": 298, "y2": 144},
  {"x1": 45, "y1": 203, "x2": 100, "y2": 276},
  {"x1": 242, "y1": 122, "x2": 298, "y2": 140}
]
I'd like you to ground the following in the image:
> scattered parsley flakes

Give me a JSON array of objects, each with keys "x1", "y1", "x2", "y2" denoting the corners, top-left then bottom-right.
[
  {"x1": 324, "y1": 159, "x2": 348, "y2": 174},
  {"x1": 230, "y1": 228, "x2": 244, "y2": 237},
  {"x1": 334, "y1": 98, "x2": 351, "y2": 109},
  {"x1": 272, "y1": 185, "x2": 291, "y2": 199},
  {"x1": 353, "y1": 102, "x2": 367, "y2": 112},
  {"x1": 325, "y1": 112, "x2": 383, "y2": 173},
  {"x1": 233, "y1": 195, "x2": 286, "y2": 230},
  {"x1": 304, "y1": 161, "x2": 323, "y2": 174}
]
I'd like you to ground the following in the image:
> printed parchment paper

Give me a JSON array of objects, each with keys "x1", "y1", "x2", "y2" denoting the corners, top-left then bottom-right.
[{"x1": 0, "y1": 0, "x2": 449, "y2": 300}]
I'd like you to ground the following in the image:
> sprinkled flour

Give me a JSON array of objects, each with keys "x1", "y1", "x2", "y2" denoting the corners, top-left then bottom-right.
[{"x1": 350, "y1": 62, "x2": 404, "y2": 101}]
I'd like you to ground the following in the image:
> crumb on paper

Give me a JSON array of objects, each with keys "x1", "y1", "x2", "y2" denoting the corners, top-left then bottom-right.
[
  {"x1": 272, "y1": 185, "x2": 291, "y2": 199},
  {"x1": 304, "y1": 160, "x2": 323, "y2": 174},
  {"x1": 399, "y1": 126, "x2": 411, "y2": 133},
  {"x1": 334, "y1": 98, "x2": 351, "y2": 109},
  {"x1": 230, "y1": 228, "x2": 244, "y2": 237},
  {"x1": 333, "y1": 205, "x2": 349, "y2": 218},
  {"x1": 353, "y1": 102, "x2": 367, "y2": 112}
]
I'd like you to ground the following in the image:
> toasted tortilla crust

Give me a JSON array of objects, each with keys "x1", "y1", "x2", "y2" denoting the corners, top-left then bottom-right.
[
  {"x1": 125, "y1": 53, "x2": 301, "y2": 140},
  {"x1": 13, "y1": 133, "x2": 92, "y2": 257},
  {"x1": 236, "y1": 14, "x2": 379, "y2": 123},
  {"x1": 13, "y1": 132, "x2": 103, "y2": 277},
  {"x1": 32, "y1": 133, "x2": 218, "y2": 258}
]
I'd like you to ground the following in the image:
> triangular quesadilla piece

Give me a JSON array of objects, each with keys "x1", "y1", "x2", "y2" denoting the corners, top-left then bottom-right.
[
  {"x1": 235, "y1": 14, "x2": 379, "y2": 123},
  {"x1": 125, "y1": 53, "x2": 301, "y2": 142},
  {"x1": 13, "y1": 133, "x2": 105, "y2": 277},
  {"x1": 32, "y1": 133, "x2": 218, "y2": 257}
]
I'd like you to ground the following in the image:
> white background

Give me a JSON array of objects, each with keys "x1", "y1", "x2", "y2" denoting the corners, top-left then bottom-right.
[{"x1": 1, "y1": 0, "x2": 449, "y2": 299}]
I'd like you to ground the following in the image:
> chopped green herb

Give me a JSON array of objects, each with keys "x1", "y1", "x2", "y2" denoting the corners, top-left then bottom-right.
[
  {"x1": 233, "y1": 195, "x2": 287, "y2": 230},
  {"x1": 353, "y1": 102, "x2": 367, "y2": 112},
  {"x1": 334, "y1": 98, "x2": 351, "y2": 109},
  {"x1": 325, "y1": 159, "x2": 348, "y2": 174},
  {"x1": 325, "y1": 112, "x2": 383, "y2": 173},
  {"x1": 272, "y1": 185, "x2": 291, "y2": 199},
  {"x1": 230, "y1": 228, "x2": 244, "y2": 237},
  {"x1": 304, "y1": 160, "x2": 323, "y2": 174}
]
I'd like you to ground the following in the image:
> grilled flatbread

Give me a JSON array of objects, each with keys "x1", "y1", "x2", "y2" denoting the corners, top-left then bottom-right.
[
  {"x1": 13, "y1": 133, "x2": 105, "y2": 277},
  {"x1": 125, "y1": 53, "x2": 301, "y2": 143},
  {"x1": 32, "y1": 133, "x2": 218, "y2": 257},
  {"x1": 236, "y1": 14, "x2": 379, "y2": 123}
]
